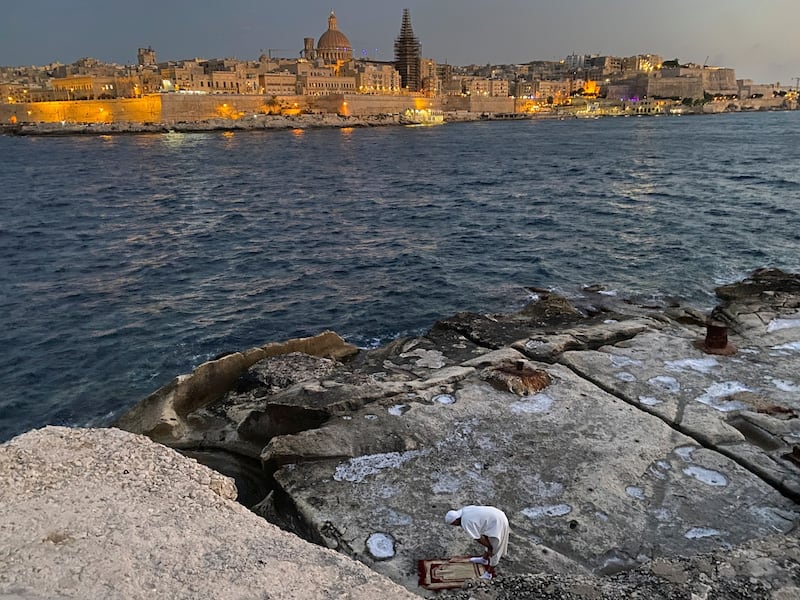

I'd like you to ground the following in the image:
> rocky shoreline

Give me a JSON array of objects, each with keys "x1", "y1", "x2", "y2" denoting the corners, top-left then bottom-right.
[
  {"x1": 1, "y1": 111, "x2": 492, "y2": 137},
  {"x1": 2, "y1": 268, "x2": 799, "y2": 598}
]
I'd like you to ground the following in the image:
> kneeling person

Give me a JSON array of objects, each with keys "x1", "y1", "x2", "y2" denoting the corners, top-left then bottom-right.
[{"x1": 445, "y1": 505, "x2": 509, "y2": 579}]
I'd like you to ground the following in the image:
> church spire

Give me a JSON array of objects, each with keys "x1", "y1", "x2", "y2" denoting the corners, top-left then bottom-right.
[
  {"x1": 328, "y1": 10, "x2": 338, "y2": 31},
  {"x1": 394, "y1": 9, "x2": 421, "y2": 92}
]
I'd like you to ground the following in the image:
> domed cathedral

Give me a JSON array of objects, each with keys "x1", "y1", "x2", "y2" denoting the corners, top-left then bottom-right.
[{"x1": 315, "y1": 11, "x2": 353, "y2": 64}]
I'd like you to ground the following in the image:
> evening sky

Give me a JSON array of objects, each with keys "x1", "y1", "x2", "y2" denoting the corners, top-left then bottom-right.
[{"x1": 1, "y1": 0, "x2": 797, "y2": 85}]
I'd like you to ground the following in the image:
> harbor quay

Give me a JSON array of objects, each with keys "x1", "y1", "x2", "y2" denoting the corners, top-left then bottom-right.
[
  {"x1": 1, "y1": 91, "x2": 795, "y2": 136},
  {"x1": 0, "y1": 93, "x2": 515, "y2": 130}
]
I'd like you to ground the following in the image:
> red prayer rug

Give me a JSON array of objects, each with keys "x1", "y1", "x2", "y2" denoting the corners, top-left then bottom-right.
[{"x1": 418, "y1": 557, "x2": 488, "y2": 591}]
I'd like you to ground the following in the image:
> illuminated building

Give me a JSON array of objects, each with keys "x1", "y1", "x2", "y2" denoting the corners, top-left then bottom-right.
[{"x1": 315, "y1": 11, "x2": 353, "y2": 64}]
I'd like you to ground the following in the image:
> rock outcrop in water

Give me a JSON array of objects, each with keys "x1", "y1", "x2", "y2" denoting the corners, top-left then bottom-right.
[
  {"x1": 112, "y1": 267, "x2": 800, "y2": 597},
  {"x1": 3, "y1": 269, "x2": 798, "y2": 599}
]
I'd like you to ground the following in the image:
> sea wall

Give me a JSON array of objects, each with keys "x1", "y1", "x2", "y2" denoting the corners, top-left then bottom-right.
[
  {"x1": 0, "y1": 93, "x2": 522, "y2": 126},
  {"x1": 0, "y1": 96, "x2": 162, "y2": 124},
  {"x1": 442, "y1": 95, "x2": 515, "y2": 113}
]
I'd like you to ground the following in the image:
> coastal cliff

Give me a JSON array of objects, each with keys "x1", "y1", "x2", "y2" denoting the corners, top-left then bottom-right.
[{"x1": 2, "y1": 268, "x2": 799, "y2": 598}]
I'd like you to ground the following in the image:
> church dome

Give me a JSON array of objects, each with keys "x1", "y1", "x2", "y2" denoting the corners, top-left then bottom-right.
[{"x1": 317, "y1": 11, "x2": 353, "y2": 63}]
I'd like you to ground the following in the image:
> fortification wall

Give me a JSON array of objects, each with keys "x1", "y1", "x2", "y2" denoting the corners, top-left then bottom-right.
[
  {"x1": 647, "y1": 76, "x2": 704, "y2": 100},
  {"x1": 1, "y1": 96, "x2": 162, "y2": 124},
  {"x1": 1, "y1": 93, "x2": 446, "y2": 124},
  {"x1": 160, "y1": 94, "x2": 268, "y2": 122},
  {"x1": 311, "y1": 94, "x2": 433, "y2": 116},
  {"x1": 442, "y1": 95, "x2": 515, "y2": 113}
]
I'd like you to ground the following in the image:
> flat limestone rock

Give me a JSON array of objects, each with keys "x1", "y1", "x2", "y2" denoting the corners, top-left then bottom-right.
[
  {"x1": 560, "y1": 323, "x2": 800, "y2": 499},
  {"x1": 268, "y1": 361, "x2": 797, "y2": 591},
  {"x1": 0, "y1": 427, "x2": 419, "y2": 600},
  {"x1": 109, "y1": 268, "x2": 800, "y2": 597}
]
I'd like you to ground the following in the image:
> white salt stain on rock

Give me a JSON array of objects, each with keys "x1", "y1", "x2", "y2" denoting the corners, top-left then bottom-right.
[
  {"x1": 654, "y1": 508, "x2": 672, "y2": 522},
  {"x1": 334, "y1": 449, "x2": 430, "y2": 483},
  {"x1": 376, "y1": 484, "x2": 399, "y2": 498},
  {"x1": 665, "y1": 357, "x2": 719, "y2": 374},
  {"x1": 522, "y1": 504, "x2": 573, "y2": 519},
  {"x1": 674, "y1": 446, "x2": 697, "y2": 461},
  {"x1": 748, "y1": 506, "x2": 797, "y2": 533},
  {"x1": 626, "y1": 486, "x2": 645, "y2": 500},
  {"x1": 695, "y1": 381, "x2": 750, "y2": 412},
  {"x1": 683, "y1": 465, "x2": 728, "y2": 487},
  {"x1": 771, "y1": 341, "x2": 800, "y2": 352},
  {"x1": 433, "y1": 394, "x2": 456, "y2": 405},
  {"x1": 384, "y1": 510, "x2": 413, "y2": 526},
  {"x1": 685, "y1": 527, "x2": 722, "y2": 540},
  {"x1": 366, "y1": 532, "x2": 396, "y2": 559},
  {"x1": 431, "y1": 473, "x2": 462, "y2": 494},
  {"x1": 610, "y1": 355, "x2": 642, "y2": 368},
  {"x1": 648, "y1": 461, "x2": 671, "y2": 480},
  {"x1": 767, "y1": 318, "x2": 800, "y2": 333},
  {"x1": 401, "y1": 349, "x2": 447, "y2": 369},
  {"x1": 769, "y1": 378, "x2": 800, "y2": 392},
  {"x1": 639, "y1": 396, "x2": 662, "y2": 406},
  {"x1": 616, "y1": 372, "x2": 637, "y2": 382},
  {"x1": 648, "y1": 376, "x2": 680, "y2": 393},
  {"x1": 511, "y1": 393, "x2": 554, "y2": 414},
  {"x1": 520, "y1": 474, "x2": 564, "y2": 498}
]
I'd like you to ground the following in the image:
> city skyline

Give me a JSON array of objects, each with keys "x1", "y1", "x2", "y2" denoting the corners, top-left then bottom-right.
[{"x1": 1, "y1": 0, "x2": 797, "y2": 85}]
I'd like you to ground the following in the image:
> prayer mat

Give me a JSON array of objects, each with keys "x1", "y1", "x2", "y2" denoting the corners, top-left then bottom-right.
[{"x1": 418, "y1": 557, "x2": 488, "y2": 591}]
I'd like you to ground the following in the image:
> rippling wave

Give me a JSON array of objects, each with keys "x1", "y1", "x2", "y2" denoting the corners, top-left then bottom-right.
[{"x1": 1, "y1": 112, "x2": 799, "y2": 440}]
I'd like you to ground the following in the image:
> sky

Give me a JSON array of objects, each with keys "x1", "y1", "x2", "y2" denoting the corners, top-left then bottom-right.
[{"x1": 1, "y1": 0, "x2": 797, "y2": 85}]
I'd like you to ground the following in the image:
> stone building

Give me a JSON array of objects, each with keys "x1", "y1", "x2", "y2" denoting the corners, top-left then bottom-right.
[
  {"x1": 420, "y1": 58, "x2": 440, "y2": 97},
  {"x1": 315, "y1": 11, "x2": 353, "y2": 65},
  {"x1": 660, "y1": 64, "x2": 738, "y2": 97},
  {"x1": 462, "y1": 77, "x2": 509, "y2": 97},
  {"x1": 293, "y1": 61, "x2": 356, "y2": 96},
  {"x1": 137, "y1": 47, "x2": 157, "y2": 67},
  {"x1": 348, "y1": 61, "x2": 401, "y2": 94},
  {"x1": 51, "y1": 75, "x2": 119, "y2": 100},
  {"x1": 260, "y1": 72, "x2": 299, "y2": 96}
]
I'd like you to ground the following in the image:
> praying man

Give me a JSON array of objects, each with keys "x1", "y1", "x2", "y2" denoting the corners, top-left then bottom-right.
[{"x1": 445, "y1": 505, "x2": 509, "y2": 580}]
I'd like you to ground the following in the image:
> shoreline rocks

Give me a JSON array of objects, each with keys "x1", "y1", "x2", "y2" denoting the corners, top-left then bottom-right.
[
  {"x1": 3, "y1": 112, "x2": 485, "y2": 137},
  {"x1": 116, "y1": 267, "x2": 799, "y2": 595},
  {"x1": 0, "y1": 426, "x2": 418, "y2": 600},
  {"x1": 2, "y1": 268, "x2": 799, "y2": 598}
]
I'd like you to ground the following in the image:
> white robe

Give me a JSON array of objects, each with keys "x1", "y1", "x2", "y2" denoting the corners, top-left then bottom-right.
[{"x1": 458, "y1": 505, "x2": 509, "y2": 566}]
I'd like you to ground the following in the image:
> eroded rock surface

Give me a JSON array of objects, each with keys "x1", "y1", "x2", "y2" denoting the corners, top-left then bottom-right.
[
  {"x1": 115, "y1": 269, "x2": 800, "y2": 596},
  {"x1": 0, "y1": 427, "x2": 418, "y2": 600}
]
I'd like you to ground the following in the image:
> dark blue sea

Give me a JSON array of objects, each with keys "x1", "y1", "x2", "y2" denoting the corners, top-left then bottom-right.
[{"x1": 1, "y1": 112, "x2": 799, "y2": 442}]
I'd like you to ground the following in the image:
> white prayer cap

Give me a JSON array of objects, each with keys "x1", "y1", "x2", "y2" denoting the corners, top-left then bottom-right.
[{"x1": 445, "y1": 509, "x2": 462, "y2": 524}]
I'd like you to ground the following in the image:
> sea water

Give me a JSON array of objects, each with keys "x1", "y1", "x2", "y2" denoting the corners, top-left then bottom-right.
[{"x1": 1, "y1": 111, "x2": 799, "y2": 441}]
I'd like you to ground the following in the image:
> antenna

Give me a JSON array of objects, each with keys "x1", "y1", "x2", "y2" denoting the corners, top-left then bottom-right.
[{"x1": 794, "y1": 77, "x2": 800, "y2": 91}]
